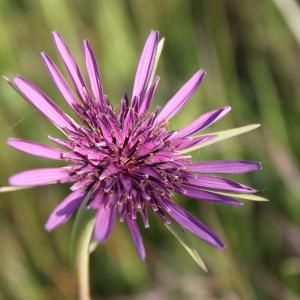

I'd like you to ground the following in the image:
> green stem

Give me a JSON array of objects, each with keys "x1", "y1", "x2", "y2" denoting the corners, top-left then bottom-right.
[
  {"x1": 71, "y1": 195, "x2": 95, "y2": 300},
  {"x1": 75, "y1": 218, "x2": 94, "y2": 300}
]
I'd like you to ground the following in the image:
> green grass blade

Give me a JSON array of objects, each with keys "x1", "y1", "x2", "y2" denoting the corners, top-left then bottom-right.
[
  {"x1": 166, "y1": 222, "x2": 207, "y2": 271},
  {"x1": 181, "y1": 124, "x2": 261, "y2": 154}
]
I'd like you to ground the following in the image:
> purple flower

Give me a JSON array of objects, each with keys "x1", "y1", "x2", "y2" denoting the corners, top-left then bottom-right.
[{"x1": 6, "y1": 30, "x2": 261, "y2": 260}]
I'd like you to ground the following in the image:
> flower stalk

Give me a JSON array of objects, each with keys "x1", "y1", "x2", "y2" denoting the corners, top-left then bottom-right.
[{"x1": 71, "y1": 196, "x2": 95, "y2": 300}]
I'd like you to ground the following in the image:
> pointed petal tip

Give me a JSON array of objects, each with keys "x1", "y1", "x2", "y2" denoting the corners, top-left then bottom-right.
[
  {"x1": 209, "y1": 234, "x2": 224, "y2": 249},
  {"x1": 7, "y1": 137, "x2": 14, "y2": 146},
  {"x1": 191, "y1": 69, "x2": 206, "y2": 83},
  {"x1": 10, "y1": 75, "x2": 25, "y2": 87},
  {"x1": 146, "y1": 30, "x2": 159, "y2": 43},
  {"x1": 217, "y1": 241, "x2": 225, "y2": 249},
  {"x1": 7, "y1": 138, "x2": 19, "y2": 149},
  {"x1": 223, "y1": 105, "x2": 232, "y2": 112},
  {"x1": 150, "y1": 29, "x2": 159, "y2": 36},
  {"x1": 208, "y1": 233, "x2": 224, "y2": 249},
  {"x1": 51, "y1": 31, "x2": 62, "y2": 43},
  {"x1": 83, "y1": 39, "x2": 90, "y2": 47},
  {"x1": 126, "y1": 216, "x2": 146, "y2": 261},
  {"x1": 197, "y1": 69, "x2": 206, "y2": 80},
  {"x1": 44, "y1": 222, "x2": 55, "y2": 232},
  {"x1": 139, "y1": 254, "x2": 146, "y2": 261},
  {"x1": 199, "y1": 68, "x2": 206, "y2": 75},
  {"x1": 40, "y1": 52, "x2": 49, "y2": 60},
  {"x1": 44, "y1": 215, "x2": 64, "y2": 232},
  {"x1": 94, "y1": 205, "x2": 115, "y2": 243},
  {"x1": 8, "y1": 176, "x2": 19, "y2": 187},
  {"x1": 93, "y1": 232, "x2": 106, "y2": 243},
  {"x1": 10, "y1": 75, "x2": 18, "y2": 83},
  {"x1": 51, "y1": 31, "x2": 60, "y2": 38}
]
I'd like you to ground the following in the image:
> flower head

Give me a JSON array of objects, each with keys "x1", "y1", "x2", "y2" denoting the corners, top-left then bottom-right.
[{"x1": 7, "y1": 30, "x2": 261, "y2": 260}]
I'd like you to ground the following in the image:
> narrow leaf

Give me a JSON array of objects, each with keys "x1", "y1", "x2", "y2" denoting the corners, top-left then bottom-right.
[
  {"x1": 181, "y1": 124, "x2": 261, "y2": 154},
  {"x1": 0, "y1": 186, "x2": 30, "y2": 193},
  {"x1": 166, "y1": 222, "x2": 207, "y2": 271},
  {"x1": 212, "y1": 191, "x2": 269, "y2": 202}
]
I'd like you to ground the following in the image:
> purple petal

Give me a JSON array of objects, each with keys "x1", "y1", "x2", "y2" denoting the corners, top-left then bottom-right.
[
  {"x1": 48, "y1": 136, "x2": 72, "y2": 149},
  {"x1": 188, "y1": 160, "x2": 262, "y2": 174},
  {"x1": 9, "y1": 167, "x2": 70, "y2": 187},
  {"x1": 45, "y1": 190, "x2": 85, "y2": 231},
  {"x1": 106, "y1": 115, "x2": 124, "y2": 145},
  {"x1": 155, "y1": 70, "x2": 206, "y2": 124},
  {"x1": 132, "y1": 30, "x2": 159, "y2": 100},
  {"x1": 139, "y1": 76, "x2": 160, "y2": 116},
  {"x1": 161, "y1": 198, "x2": 224, "y2": 248},
  {"x1": 126, "y1": 215, "x2": 146, "y2": 260},
  {"x1": 139, "y1": 166, "x2": 164, "y2": 181},
  {"x1": 83, "y1": 39, "x2": 105, "y2": 106},
  {"x1": 100, "y1": 164, "x2": 120, "y2": 180},
  {"x1": 8, "y1": 138, "x2": 64, "y2": 160},
  {"x1": 135, "y1": 140, "x2": 161, "y2": 158},
  {"x1": 120, "y1": 174, "x2": 133, "y2": 195},
  {"x1": 88, "y1": 190, "x2": 104, "y2": 209},
  {"x1": 11, "y1": 76, "x2": 75, "y2": 130},
  {"x1": 173, "y1": 135, "x2": 215, "y2": 151},
  {"x1": 98, "y1": 118, "x2": 113, "y2": 143},
  {"x1": 172, "y1": 106, "x2": 232, "y2": 139},
  {"x1": 94, "y1": 204, "x2": 115, "y2": 242},
  {"x1": 145, "y1": 150, "x2": 175, "y2": 164},
  {"x1": 178, "y1": 185, "x2": 241, "y2": 205},
  {"x1": 52, "y1": 32, "x2": 88, "y2": 101},
  {"x1": 70, "y1": 177, "x2": 94, "y2": 192},
  {"x1": 41, "y1": 52, "x2": 78, "y2": 109},
  {"x1": 184, "y1": 175, "x2": 256, "y2": 193},
  {"x1": 123, "y1": 108, "x2": 136, "y2": 135},
  {"x1": 118, "y1": 95, "x2": 129, "y2": 122}
]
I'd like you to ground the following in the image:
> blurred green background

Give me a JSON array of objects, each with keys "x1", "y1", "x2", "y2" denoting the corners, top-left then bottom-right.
[{"x1": 0, "y1": 0, "x2": 300, "y2": 299}]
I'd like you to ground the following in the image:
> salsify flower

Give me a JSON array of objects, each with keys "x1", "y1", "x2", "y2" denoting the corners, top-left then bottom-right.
[{"x1": 5, "y1": 30, "x2": 262, "y2": 261}]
